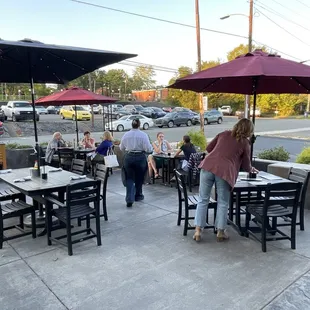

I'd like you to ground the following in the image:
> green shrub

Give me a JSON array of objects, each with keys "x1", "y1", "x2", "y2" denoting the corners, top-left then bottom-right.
[
  {"x1": 5, "y1": 143, "x2": 33, "y2": 149},
  {"x1": 257, "y1": 146, "x2": 290, "y2": 162},
  {"x1": 40, "y1": 142, "x2": 48, "y2": 147},
  {"x1": 296, "y1": 147, "x2": 310, "y2": 164},
  {"x1": 186, "y1": 130, "x2": 207, "y2": 151}
]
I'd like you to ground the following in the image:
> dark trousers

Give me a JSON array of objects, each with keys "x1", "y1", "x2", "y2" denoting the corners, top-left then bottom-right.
[{"x1": 123, "y1": 153, "x2": 147, "y2": 203}]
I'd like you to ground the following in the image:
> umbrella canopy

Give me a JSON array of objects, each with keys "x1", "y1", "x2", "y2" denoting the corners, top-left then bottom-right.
[
  {"x1": 169, "y1": 50, "x2": 310, "y2": 95},
  {"x1": 0, "y1": 39, "x2": 137, "y2": 83},
  {"x1": 0, "y1": 38, "x2": 136, "y2": 175},
  {"x1": 36, "y1": 87, "x2": 118, "y2": 141},
  {"x1": 36, "y1": 87, "x2": 117, "y2": 105}
]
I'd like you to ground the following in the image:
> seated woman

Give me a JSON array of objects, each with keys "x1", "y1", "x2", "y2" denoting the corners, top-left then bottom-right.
[
  {"x1": 45, "y1": 132, "x2": 66, "y2": 164},
  {"x1": 174, "y1": 135, "x2": 196, "y2": 171},
  {"x1": 148, "y1": 132, "x2": 172, "y2": 178},
  {"x1": 81, "y1": 131, "x2": 95, "y2": 149},
  {"x1": 91, "y1": 131, "x2": 114, "y2": 163}
]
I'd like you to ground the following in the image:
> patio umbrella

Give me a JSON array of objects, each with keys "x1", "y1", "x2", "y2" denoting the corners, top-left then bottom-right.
[
  {"x1": 169, "y1": 50, "x2": 310, "y2": 156},
  {"x1": 36, "y1": 86, "x2": 117, "y2": 142},
  {"x1": 0, "y1": 38, "x2": 136, "y2": 173}
]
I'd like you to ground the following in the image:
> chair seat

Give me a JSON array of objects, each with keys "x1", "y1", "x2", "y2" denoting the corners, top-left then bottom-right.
[
  {"x1": 54, "y1": 204, "x2": 95, "y2": 220},
  {"x1": 247, "y1": 204, "x2": 292, "y2": 218},
  {"x1": 0, "y1": 188, "x2": 23, "y2": 202},
  {"x1": 187, "y1": 195, "x2": 216, "y2": 209},
  {"x1": 2, "y1": 201, "x2": 34, "y2": 219}
]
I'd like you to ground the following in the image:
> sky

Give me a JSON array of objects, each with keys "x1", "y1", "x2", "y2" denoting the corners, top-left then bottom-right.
[{"x1": 1, "y1": 0, "x2": 310, "y2": 86}]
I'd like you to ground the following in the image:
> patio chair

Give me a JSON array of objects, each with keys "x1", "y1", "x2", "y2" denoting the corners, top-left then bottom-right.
[
  {"x1": 58, "y1": 148, "x2": 74, "y2": 171},
  {"x1": 270, "y1": 168, "x2": 310, "y2": 231},
  {"x1": 175, "y1": 169, "x2": 217, "y2": 236},
  {"x1": 245, "y1": 182, "x2": 302, "y2": 252},
  {"x1": 0, "y1": 195, "x2": 36, "y2": 249},
  {"x1": 187, "y1": 152, "x2": 205, "y2": 192},
  {"x1": 71, "y1": 158, "x2": 86, "y2": 175},
  {"x1": 45, "y1": 180, "x2": 102, "y2": 256}
]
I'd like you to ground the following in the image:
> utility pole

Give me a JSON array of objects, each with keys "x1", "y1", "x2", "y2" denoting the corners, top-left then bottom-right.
[
  {"x1": 245, "y1": 0, "x2": 254, "y2": 118},
  {"x1": 88, "y1": 74, "x2": 92, "y2": 92},
  {"x1": 195, "y1": 0, "x2": 204, "y2": 132}
]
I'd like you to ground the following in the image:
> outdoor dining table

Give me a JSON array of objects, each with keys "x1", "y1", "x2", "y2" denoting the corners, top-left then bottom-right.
[
  {"x1": 0, "y1": 166, "x2": 93, "y2": 236},
  {"x1": 229, "y1": 171, "x2": 295, "y2": 235},
  {"x1": 153, "y1": 153, "x2": 184, "y2": 185},
  {"x1": 74, "y1": 148, "x2": 95, "y2": 160}
]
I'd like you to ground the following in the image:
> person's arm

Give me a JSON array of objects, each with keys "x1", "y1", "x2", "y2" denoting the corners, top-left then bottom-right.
[
  {"x1": 120, "y1": 138, "x2": 126, "y2": 152},
  {"x1": 241, "y1": 142, "x2": 252, "y2": 172},
  {"x1": 144, "y1": 135, "x2": 153, "y2": 153},
  {"x1": 90, "y1": 138, "x2": 95, "y2": 149},
  {"x1": 206, "y1": 135, "x2": 219, "y2": 153},
  {"x1": 152, "y1": 142, "x2": 160, "y2": 154},
  {"x1": 96, "y1": 141, "x2": 105, "y2": 154},
  {"x1": 174, "y1": 149, "x2": 182, "y2": 157},
  {"x1": 166, "y1": 141, "x2": 172, "y2": 151}
]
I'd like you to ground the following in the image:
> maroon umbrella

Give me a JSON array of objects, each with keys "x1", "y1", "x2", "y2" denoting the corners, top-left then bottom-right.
[
  {"x1": 169, "y1": 50, "x2": 310, "y2": 124},
  {"x1": 36, "y1": 87, "x2": 117, "y2": 141}
]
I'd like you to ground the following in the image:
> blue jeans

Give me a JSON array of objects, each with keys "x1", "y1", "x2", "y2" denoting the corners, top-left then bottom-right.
[
  {"x1": 195, "y1": 169, "x2": 231, "y2": 230},
  {"x1": 123, "y1": 153, "x2": 147, "y2": 203}
]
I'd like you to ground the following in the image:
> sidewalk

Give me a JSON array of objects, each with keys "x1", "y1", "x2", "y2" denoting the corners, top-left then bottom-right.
[{"x1": 1, "y1": 171, "x2": 310, "y2": 309}]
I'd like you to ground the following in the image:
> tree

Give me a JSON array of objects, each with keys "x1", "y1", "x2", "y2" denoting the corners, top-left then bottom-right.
[
  {"x1": 227, "y1": 44, "x2": 268, "y2": 61},
  {"x1": 131, "y1": 66, "x2": 156, "y2": 90}
]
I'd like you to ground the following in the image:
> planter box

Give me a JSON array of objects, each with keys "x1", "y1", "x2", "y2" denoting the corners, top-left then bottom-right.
[
  {"x1": 6, "y1": 148, "x2": 36, "y2": 169},
  {"x1": 253, "y1": 158, "x2": 279, "y2": 172}
]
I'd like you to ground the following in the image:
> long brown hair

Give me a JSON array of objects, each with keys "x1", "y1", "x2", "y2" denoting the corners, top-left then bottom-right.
[{"x1": 231, "y1": 118, "x2": 254, "y2": 141}]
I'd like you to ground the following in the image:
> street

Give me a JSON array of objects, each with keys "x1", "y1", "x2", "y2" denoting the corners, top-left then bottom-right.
[{"x1": 2, "y1": 115, "x2": 310, "y2": 162}]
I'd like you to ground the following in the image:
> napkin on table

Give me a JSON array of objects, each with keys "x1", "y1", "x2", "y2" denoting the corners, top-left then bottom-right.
[
  {"x1": 70, "y1": 175, "x2": 86, "y2": 181},
  {"x1": 49, "y1": 168, "x2": 63, "y2": 172},
  {"x1": 0, "y1": 169, "x2": 12, "y2": 174},
  {"x1": 13, "y1": 176, "x2": 32, "y2": 183}
]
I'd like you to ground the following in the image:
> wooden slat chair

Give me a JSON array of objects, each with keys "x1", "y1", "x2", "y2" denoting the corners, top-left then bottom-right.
[
  {"x1": 71, "y1": 158, "x2": 86, "y2": 175},
  {"x1": 245, "y1": 182, "x2": 302, "y2": 252},
  {"x1": 269, "y1": 168, "x2": 310, "y2": 231},
  {"x1": 0, "y1": 194, "x2": 36, "y2": 249},
  {"x1": 45, "y1": 180, "x2": 102, "y2": 256},
  {"x1": 175, "y1": 169, "x2": 217, "y2": 236},
  {"x1": 58, "y1": 148, "x2": 75, "y2": 171}
]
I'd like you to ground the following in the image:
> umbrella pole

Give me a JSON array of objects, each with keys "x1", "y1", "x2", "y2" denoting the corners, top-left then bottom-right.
[
  {"x1": 28, "y1": 58, "x2": 41, "y2": 176},
  {"x1": 250, "y1": 91, "x2": 257, "y2": 161},
  {"x1": 75, "y1": 105, "x2": 79, "y2": 143}
]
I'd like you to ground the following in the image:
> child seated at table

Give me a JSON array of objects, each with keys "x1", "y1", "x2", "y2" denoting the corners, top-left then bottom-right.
[{"x1": 174, "y1": 135, "x2": 196, "y2": 172}]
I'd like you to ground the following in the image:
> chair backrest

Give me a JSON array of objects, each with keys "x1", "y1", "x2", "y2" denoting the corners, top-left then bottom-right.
[
  {"x1": 58, "y1": 148, "x2": 74, "y2": 161},
  {"x1": 71, "y1": 158, "x2": 86, "y2": 175},
  {"x1": 264, "y1": 182, "x2": 302, "y2": 215},
  {"x1": 95, "y1": 164, "x2": 109, "y2": 200},
  {"x1": 66, "y1": 180, "x2": 101, "y2": 210},
  {"x1": 288, "y1": 168, "x2": 310, "y2": 206},
  {"x1": 175, "y1": 169, "x2": 189, "y2": 205}
]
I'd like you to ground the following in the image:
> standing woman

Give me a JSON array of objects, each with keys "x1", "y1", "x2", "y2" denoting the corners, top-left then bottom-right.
[
  {"x1": 120, "y1": 119, "x2": 153, "y2": 207},
  {"x1": 193, "y1": 118, "x2": 258, "y2": 242}
]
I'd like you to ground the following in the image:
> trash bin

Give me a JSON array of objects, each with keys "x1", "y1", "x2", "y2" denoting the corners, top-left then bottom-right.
[{"x1": 0, "y1": 143, "x2": 7, "y2": 169}]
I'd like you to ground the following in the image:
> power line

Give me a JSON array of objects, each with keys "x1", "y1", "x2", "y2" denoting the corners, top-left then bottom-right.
[
  {"x1": 120, "y1": 61, "x2": 178, "y2": 73},
  {"x1": 267, "y1": 0, "x2": 309, "y2": 20},
  {"x1": 295, "y1": 0, "x2": 310, "y2": 9},
  {"x1": 70, "y1": 0, "x2": 248, "y2": 40},
  {"x1": 124, "y1": 60, "x2": 178, "y2": 72},
  {"x1": 256, "y1": 9, "x2": 310, "y2": 47},
  {"x1": 255, "y1": 1, "x2": 310, "y2": 32}
]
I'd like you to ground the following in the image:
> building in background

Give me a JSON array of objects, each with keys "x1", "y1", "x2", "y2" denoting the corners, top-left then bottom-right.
[{"x1": 132, "y1": 88, "x2": 169, "y2": 102}]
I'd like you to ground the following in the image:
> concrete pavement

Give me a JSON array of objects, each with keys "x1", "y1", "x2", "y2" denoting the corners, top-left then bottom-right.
[{"x1": 2, "y1": 170, "x2": 310, "y2": 309}]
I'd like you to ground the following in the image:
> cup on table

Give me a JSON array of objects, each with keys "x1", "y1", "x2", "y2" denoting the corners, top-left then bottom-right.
[{"x1": 248, "y1": 172, "x2": 257, "y2": 179}]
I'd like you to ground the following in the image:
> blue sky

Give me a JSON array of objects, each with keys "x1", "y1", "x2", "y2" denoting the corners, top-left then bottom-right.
[{"x1": 1, "y1": 0, "x2": 310, "y2": 85}]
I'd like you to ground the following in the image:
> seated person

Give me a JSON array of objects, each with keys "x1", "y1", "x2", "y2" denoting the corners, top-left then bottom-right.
[
  {"x1": 81, "y1": 131, "x2": 95, "y2": 149},
  {"x1": 175, "y1": 135, "x2": 196, "y2": 171},
  {"x1": 91, "y1": 131, "x2": 114, "y2": 163},
  {"x1": 148, "y1": 132, "x2": 172, "y2": 178},
  {"x1": 45, "y1": 132, "x2": 66, "y2": 164}
]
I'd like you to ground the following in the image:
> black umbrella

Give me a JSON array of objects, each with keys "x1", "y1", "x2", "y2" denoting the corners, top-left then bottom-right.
[{"x1": 0, "y1": 38, "x2": 137, "y2": 174}]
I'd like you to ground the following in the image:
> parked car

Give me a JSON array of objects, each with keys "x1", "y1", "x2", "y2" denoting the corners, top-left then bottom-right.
[
  {"x1": 47, "y1": 106, "x2": 59, "y2": 114},
  {"x1": 171, "y1": 107, "x2": 193, "y2": 113},
  {"x1": 140, "y1": 107, "x2": 154, "y2": 118},
  {"x1": 204, "y1": 110, "x2": 223, "y2": 125},
  {"x1": 250, "y1": 108, "x2": 261, "y2": 117},
  {"x1": 218, "y1": 105, "x2": 233, "y2": 115},
  {"x1": 114, "y1": 108, "x2": 139, "y2": 119},
  {"x1": 35, "y1": 106, "x2": 48, "y2": 115},
  {"x1": 155, "y1": 112, "x2": 199, "y2": 128},
  {"x1": 162, "y1": 107, "x2": 172, "y2": 113},
  {"x1": 105, "y1": 115, "x2": 154, "y2": 132},
  {"x1": 59, "y1": 105, "x2": 91, "y2": 121},
  {"x1": 83, "y1": 104, "x2": 103, "y2": 114},
  {"x1": 133, "y1": 105, "x2": 145, "y2": 113},
  {"x1": 0, "y1": 109, "x2": 5, "y2": 122},
  {"x1": 123, "y1": 105, "x2": 137, "y2": 113},
  {"x1": 2, "y1": 101, "x2": 39, "y2": 122},
  {"x1": 235, "y1": 110, "x2": 244, "y2": 119},
  {"x1": 149, "y1": 107, "x2": 166, "y2": 118}
]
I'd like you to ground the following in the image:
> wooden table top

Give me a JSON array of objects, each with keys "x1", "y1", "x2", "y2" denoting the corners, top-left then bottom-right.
[{"x1": 0, "y1": 166, "x2": 93, "y2": 196}]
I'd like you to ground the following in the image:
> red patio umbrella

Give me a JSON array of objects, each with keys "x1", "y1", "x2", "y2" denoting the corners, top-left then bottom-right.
[
  {"x1": 169, "y1": 50, "x2": 310, "y2": 124},
  {"x1": 36, "y1": 87, "x2": 117, "y2": 141}
]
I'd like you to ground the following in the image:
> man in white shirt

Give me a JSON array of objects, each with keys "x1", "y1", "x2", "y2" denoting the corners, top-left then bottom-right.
[{"x1": 120, "y1": 118, "x2": 153, "y2": 207}]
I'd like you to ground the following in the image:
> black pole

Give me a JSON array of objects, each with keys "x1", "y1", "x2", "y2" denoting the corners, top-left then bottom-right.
[
  {"x1": 28, "y1": 50, "x2": 40, "y2": 176},
  {"x1": 75, "y1": 104, "x2": 79, "y2": 142},
  {"x1": 250, "y1": 91, "x2": 257, "y2": 161},
  {"x1": 103, "y1": 106, "x2": 105, "y2": 130}
]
